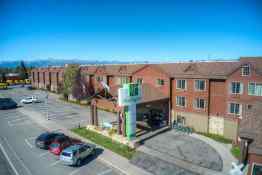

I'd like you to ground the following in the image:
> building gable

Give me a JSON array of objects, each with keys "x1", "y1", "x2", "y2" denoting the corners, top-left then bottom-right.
[
  {"x1": 94, "y1": 66, "x2": 106, "y2": 75},
  {"x1": 132, "y1": 65, "x2": 170, "y2": 78}
]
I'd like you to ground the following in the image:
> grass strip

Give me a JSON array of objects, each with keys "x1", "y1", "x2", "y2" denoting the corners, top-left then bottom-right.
[
  {"x1": 197, "y1": 132, "x2": 232, "y2": 144},
  {"x1": 71, "y1": 127, "x2": 136, "y2": 159}
]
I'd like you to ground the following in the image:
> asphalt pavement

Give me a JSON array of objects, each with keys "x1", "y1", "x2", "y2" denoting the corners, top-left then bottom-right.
[{"x1": 0, "y1": 88, "x2": 123, "y2": 175}]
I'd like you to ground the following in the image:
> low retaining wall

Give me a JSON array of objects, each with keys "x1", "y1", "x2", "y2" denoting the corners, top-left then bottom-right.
[{"x1": 96, "y1": 99, "x2": 117, "y2": 113}]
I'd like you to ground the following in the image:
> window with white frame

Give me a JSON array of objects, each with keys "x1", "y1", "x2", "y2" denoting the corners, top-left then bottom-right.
[
  {"x1": 96, "y1": 76, "x2": 103, "y2": 82},
  {"x1": 156, "y1": 79, "x2": 164, "y2": 86},
  {"x1": 241, "y1": 64, "x2": 250, "y2": 76},
  {"x1": 176, "y1": 96, "x2": 186, "y2": 107},
  {"x1": 231, "y1": 82, "x2": 243, "y2": 94},
  {"x1": 248, "y1": 82, "x2": 262, "y2": 96},
  {"x1": 228, "y1": 103, "x2": 241, "y2": 115},
  {"x1": 195, "y1": 80, "x2": 205, "y2": 91},
  {"x1": 176, "y1": 79, "x2": 186, "y2": 89},
  {"x1": 194, "y1": 98, "x2": 205, "y2": 109},
  {"x1": 120, "y1": 76, "x2": 129, "y2": 85}
]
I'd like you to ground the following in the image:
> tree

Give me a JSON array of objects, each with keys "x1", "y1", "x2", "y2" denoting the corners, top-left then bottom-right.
[
  {"x1": 72, "y1": 70, "x2": 95, "y2": 101},
  {"x1": 72, "y1": 69, "x2": 85, "y2": 101},
  {"x1": 63, "y1": 64, "x2": 79, "y2": 100},
  {"x1": 17, "y1": 61, "x2": 29, "y2": 79},
  {"x1": 0, "y1": 72, "x2": 7, "y2": 83}
]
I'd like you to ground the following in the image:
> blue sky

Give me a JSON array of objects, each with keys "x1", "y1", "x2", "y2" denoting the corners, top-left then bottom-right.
[{"x1": 0, "y1": 0, "x2": 261, "y2": 62}]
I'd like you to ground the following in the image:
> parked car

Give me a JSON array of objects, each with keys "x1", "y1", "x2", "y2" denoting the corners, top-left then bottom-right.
[
  {"x1": 25, "y1": 85, "x2": 35, "y2": 90},
  {"x1": 60, "y1": 143, "x2": 96, "y2": 166},
  {"x1": 20, "y1": 96, "x2": 41, "y2": 104},
  {"x1": 35, "y1": 132, "x2": 65, "y2": 149},
  {"x1": 49, "y1": 135, "x2": 82, "y2": 155},
  {"x1": 0, "y1": 98, "x2": 17, "y2": 110}
]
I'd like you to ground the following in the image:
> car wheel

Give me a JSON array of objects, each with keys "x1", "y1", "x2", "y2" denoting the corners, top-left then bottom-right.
[{"x1": 76, "y1": 159, "x2": 81, "y2": 167}]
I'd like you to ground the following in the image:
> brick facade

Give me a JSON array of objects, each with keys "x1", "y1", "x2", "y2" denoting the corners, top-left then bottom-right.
[{"x1": 31, "y1": 57, "x2": 262, "y2": 141}]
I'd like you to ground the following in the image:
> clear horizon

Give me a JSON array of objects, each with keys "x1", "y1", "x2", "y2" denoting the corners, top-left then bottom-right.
[{"x1": 1, "y1": 0, "x2": 262, "y2": 62}]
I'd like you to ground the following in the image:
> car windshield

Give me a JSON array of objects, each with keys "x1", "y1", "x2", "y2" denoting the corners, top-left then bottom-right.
[
  {"x1": 26, "y1": 97, "x2": 32, "y2": 100},
  {"x1": 61, "y1": 152, "x2": 71, "y2": 157},
  {"x1": 50, "y1": 143, "x2": 60, "y2": 148}
]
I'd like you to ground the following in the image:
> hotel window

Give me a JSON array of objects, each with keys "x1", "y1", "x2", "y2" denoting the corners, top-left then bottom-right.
[
  {"x1": 176, "y1": 79, "x2": 186, "y2": 89},
  {"x1": 195, "y1": 80, "x2": 205, "y2": 91},
  {"x1": 194, "y1": 98, "x2": 205, "y2": 109},
  {"x1": 120, "y1": 76, "x2": 129, "y2": 85},
  {"x1": 96, "y1": 76, "x2": 103, "y2": 82},
  {"x1": 228, "y1": 103, "x2": 241, "y2": 115},
  {"x1": 248, "y1": 82, "x2": 262, "y2": 96},
  {"x1": 176, "y1": 96, "x2": 186, "y2": 107},
  {"x1": 231, "y1": 82, "x2": 243, "y2": 94},
  {"x1": 241, "y1": 65, "x2": 250, "y2": 76},
  {"x1": 136, "y1": 78, "x2": 143, "y2": 84},
  {"x1": 156, "y1": 79, "x2": 164, "y2": 86}
]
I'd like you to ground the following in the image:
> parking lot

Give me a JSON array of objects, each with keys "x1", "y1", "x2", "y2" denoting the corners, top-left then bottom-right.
[
  {"x1": 1, "y1": 87, "x2": 117, "y2": 129},
  {"x1": 0, "y1": 88, "x2": 123, "y2": 175}
]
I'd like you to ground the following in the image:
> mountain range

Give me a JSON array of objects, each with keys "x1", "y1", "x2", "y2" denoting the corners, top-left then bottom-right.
[{"x1": 0, "y1": 58, "x2": 149, "y2": 68}]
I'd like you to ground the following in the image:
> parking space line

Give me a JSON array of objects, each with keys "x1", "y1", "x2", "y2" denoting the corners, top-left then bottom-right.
[
  {"x1": 69, "y1": 169, "x2": 80, "y2": 175},
  {"x1": 25, "y1": 139, "x2": 34, "y2": 149},
  {"x1": 39, "y1": 151, "x2": 49, "y2": 158},
  {"x1": 3, "y1": 115, "x2": 21, "y2": 120},
  {"x1": 49, "y1": 160, "x2": 61, "y2": 167},
  {"x1": 98, "y1": 169, "x2": 113, "y2": 175},
  {"x1": 0, "y1": 140, "x2": 19, "y2": 175},
  {"x1": 8, "y1": 120, "x2": 32, "y2": 127},
  {"x1": 3, "y1": 137, "x2": 33, "y2": 175},
  {"x1": 8, "y1": 117, "x2": 27, "y2": 123}
]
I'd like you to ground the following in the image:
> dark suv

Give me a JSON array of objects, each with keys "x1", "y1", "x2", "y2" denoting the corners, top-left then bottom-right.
[
  {"x1": 0, "y1": 98, "x2": 17, "y2": 110},
  {"x1": 35, "y1": 132, "x2": 65, "y2": 149}
]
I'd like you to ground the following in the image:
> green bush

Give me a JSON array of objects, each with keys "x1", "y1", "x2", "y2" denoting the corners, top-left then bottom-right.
[
  {"x1": 71, "y1": 127, "x2": 136, "y2": 159},
  {"x1": 231, "y1": 145, "x2": 241, "y2": 159}
]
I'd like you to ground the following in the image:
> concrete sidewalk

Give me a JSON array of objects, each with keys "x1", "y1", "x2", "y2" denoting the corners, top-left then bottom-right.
[
  {"x1": 18, "y1": 108, "x2": 152, "y2": 175},
  {"x1": 191, "y1": 133, "x2": 237, "y2": 174}
]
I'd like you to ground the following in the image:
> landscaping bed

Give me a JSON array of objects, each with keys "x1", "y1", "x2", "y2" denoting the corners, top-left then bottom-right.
[{"x1": 71, "y1": 127, "x2": 136, "y2": 159}]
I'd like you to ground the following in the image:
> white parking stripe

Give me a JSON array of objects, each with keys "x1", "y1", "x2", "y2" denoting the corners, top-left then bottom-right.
[
  {"x1": 98, "y1": 169, "x2": 113, "y2": 175},
  {"x1": 69, "y1": 169, "x2": 80, "y2": 175},
  {"x1": 3, "y1": 137, "x2": 33, "y2": 175},
  {"x1": 25, "y1": 139, "x2": 34, "y2": 149},
  {"x1": 49, "y1": 160, "x2": 61, "y2": 167},
  {"x1": 39, "y1": 151, "x2": 49, "y2": 158},
  {"x1": 0, "y1": 140, "x2": 20, "y2": 175},
  {"x1": 27, "y1": 136, "x2": 36, "y2": 140},
  {"x1": 8, "y1": 117, "x2": 27, "y2": 123},
  {"x1": 8, "y1": 120, "x2": 32, "y2": 127}
]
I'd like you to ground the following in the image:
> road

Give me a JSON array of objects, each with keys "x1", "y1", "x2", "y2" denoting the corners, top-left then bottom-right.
[{"x1": 0, "y1": 87, "x2": 123, "y2": 175}]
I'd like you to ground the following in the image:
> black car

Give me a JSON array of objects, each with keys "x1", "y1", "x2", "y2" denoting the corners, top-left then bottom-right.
[
  {"x1": 35, "y1": 132, "x2": 65, "y2": 149},
  {"x1": 0, "y1": 98, "x2": 18, "y2": 110}
]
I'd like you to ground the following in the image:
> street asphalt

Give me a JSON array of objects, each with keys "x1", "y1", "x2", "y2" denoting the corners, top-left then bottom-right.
[{"x1": 0, "y1": 87, "x2": 123, "y2": 175}]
